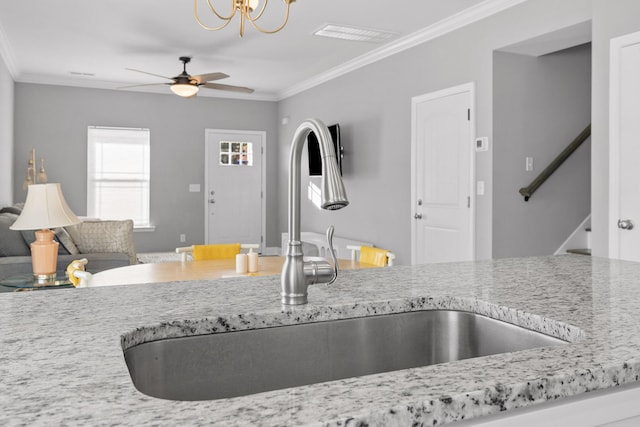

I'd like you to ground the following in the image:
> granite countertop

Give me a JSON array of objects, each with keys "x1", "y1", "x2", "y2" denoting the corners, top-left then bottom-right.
[{"x1": 2, "y1": 255, "x2": 640, "y2": 425}]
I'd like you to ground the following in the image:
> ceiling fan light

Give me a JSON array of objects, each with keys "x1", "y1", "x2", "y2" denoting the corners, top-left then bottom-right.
[{"x1": 171, "y1": 83, "x2": 199, "y2": 98}]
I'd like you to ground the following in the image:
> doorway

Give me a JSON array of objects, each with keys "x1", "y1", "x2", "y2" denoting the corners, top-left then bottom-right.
[
  {"x1": 411, "y1": 83, "x2": 475, "y2": 265},
  {"x1": 610, "y1": 31, "x2": 640, "y2": 262},
  {"x1": 204, "y1": 129, "x2": 266, "y2": 251}
]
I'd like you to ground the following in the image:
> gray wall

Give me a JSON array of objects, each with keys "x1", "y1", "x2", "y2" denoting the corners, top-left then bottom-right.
[
  {"x1": 277, "y1": 0, "x2": 592, "y2": 265},
  {"x1": 493, "y1": 44, "x2": 591, "y2": 258},
  {"x1": 13, "y1": 84, "x2": 278, "y2": 252},
  {"x1": 591, "y1": 0, "x2": 640, "y2": 257},
  {"x1": 0, "y1": 54, "x2": 13, "y2": 206}
]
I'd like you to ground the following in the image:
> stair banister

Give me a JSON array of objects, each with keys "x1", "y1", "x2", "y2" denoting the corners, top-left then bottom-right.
[{"x1": 519, "y1": 124, "x2": 591, "y2": 202}]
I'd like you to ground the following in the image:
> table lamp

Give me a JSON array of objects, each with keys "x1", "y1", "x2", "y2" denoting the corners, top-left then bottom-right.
[{"x1": 10, "y1": 183, "x2": 80, "y2": 284}]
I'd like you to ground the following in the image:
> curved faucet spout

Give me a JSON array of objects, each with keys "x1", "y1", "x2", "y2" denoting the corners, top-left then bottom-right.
[{"x1": 281, "y1": 118, "x2": 349, "y2": 305}]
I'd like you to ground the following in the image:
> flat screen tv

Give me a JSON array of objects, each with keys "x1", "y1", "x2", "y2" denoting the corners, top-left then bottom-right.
[{"x1": 307, "y1": 124, "x2": 343, "y2": 176}]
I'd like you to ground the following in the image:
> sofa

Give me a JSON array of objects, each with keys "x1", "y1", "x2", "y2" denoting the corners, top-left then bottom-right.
[{"x1": 0, "y1": 205, "x2": 137, "y2": 279}]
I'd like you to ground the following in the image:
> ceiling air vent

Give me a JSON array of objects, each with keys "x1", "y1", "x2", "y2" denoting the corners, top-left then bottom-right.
[{"x1": 313, "y1": 24, "x2": 398, "y2": 43}]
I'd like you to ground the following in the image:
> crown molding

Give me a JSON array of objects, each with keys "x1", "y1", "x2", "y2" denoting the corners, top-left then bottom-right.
[
  {"x1": 0, "y1": 19, "x2": 18, "y2": 78},
  {"x1": 277, "y1": 0, "x2": 528, "y2": 100}
]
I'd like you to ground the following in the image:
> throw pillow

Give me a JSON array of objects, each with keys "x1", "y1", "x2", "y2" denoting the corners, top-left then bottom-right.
[
  {"x1": 0, "y1": 212, "x2": 31, "y2": 256},
  {"x1": 54, "y1": 227, "x2": 80, "y2": 255},
  {"x1": 66, "y1": 220, "x2": 136, "y2": 264},
  {"x1": 19, "y1": 229, "x2": 78, "y2": 256}
]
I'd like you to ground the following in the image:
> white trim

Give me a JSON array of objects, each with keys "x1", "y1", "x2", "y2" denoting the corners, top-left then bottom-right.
[
  {"x1": 0, "y1": 19, "x2": 18, "y2": 78},
  {"x1": 608, "y1": 31, "x2": 640, "y2": 259},
  {"x1": 554, "y1": 214, "x2": 591, "y2": 255},
  {"x1": 133, "y1": 225, "x2": 156, "y2": 233},
  {"x1": 278, "y1": 0, "x2": 526, "y2": 100},
  {"x1": 204, "y1": 129, "x2": 267, "y2": 253},
  {"x1": 410, "y1": 82, "x2": 476, "y2": 265}
]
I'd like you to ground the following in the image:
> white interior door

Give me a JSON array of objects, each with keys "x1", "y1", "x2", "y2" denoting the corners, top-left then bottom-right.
[
  {"x1": 411, "y1": 84, "x2": 474, "y2": 265},
  {"x1": 610, "y1": 32, "x2": 640, "y2": 261},
  {"x1": 205, "y1": 129, "x2": 265, "y2": 250}
]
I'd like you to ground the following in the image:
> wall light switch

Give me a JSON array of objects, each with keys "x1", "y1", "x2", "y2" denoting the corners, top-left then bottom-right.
[
  {"x1": 526, "y1": 157, "x2": 534, "y2": 172},
  {"x1": 477, "y1": 181, "x2": 485, "y2": 196},
  {"x1": 475, "y1": 137, "x2": 489, "y2": 152},
  {"x1": 179, "y1": 234, "x2": 186, "y2": 243},
  {"x1": 189, "y1": 184, "x2": 201, "y2": 193}
]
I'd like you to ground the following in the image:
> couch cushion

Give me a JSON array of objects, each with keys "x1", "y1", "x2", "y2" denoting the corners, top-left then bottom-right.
[
  {"x1": 66, "y1": 220, "x2": 136, "y2": 264},
  {"x1": 0, "y1": 212, "x2": 31, "y2": 256}
]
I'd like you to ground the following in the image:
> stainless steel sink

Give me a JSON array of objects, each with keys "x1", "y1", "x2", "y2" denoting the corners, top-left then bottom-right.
[{"x1": 124, "y1": 310, "x2": 566, "y2": 401}]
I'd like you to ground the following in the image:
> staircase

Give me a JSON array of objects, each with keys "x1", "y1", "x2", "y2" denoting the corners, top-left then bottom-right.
[{"x1": 556, "y1": 216, "x2": 591, "y2": 256}]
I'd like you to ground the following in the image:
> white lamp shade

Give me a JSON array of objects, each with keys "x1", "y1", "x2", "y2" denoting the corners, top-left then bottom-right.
[
  {"x1": 10, "y1": 183, "x2": 80, "y2": 230},
  {"x1": 170, "y1": 83, "x2": 199, "y2": 97}
]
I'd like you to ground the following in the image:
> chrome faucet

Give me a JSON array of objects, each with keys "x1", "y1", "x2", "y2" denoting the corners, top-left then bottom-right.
[{"x1": 281, "y1": 119, "x2": 349, "y2": 305}]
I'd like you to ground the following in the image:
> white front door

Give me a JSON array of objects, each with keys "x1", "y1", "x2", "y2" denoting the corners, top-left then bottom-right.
[
  {"x1": 610, "y1": 32, "x2": 640, "y2": 261},
  {"x1": 411, "y1": 84, "x2": 475, "y2": 265},
  {"x1": 205, "y1": 129, "x2": 265, "y2": 251}
]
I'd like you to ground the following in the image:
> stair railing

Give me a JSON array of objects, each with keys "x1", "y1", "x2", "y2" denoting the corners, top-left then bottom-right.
[{"x1": 519, "y1": 124, "x2": 591, "y2": 202}]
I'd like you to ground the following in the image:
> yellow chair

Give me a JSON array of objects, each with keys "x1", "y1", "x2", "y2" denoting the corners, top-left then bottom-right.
[
  {"x1": 176, "y1": 243, "x2": 260, "y2": 262},
  {"x1": 346, "y1": 245, "x2": 395, "y2": 267}
]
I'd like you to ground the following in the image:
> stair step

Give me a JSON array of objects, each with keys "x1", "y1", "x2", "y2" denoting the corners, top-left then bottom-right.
[{"x1": 567, "y1": 248, "x2": 591, "y2": 256}]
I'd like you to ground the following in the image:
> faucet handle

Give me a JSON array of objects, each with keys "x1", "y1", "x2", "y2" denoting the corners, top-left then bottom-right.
[{"x1": 326, "y1": 225, "x2": 339, "y2": 285}]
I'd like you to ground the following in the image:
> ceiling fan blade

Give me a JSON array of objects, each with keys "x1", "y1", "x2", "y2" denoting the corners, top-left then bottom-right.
[
  {"x1": 125, "y1": 68, "x2": 174, "y2": 81},
  {"x1": 192, "y1": 72, "x2": 229, "y2": 84},
  {"x1": 203, "y1": 82, "x2": 255, "y2": 94},
  {"x1": 117, "y1": 82, "x2": 170, "y2": 89}
]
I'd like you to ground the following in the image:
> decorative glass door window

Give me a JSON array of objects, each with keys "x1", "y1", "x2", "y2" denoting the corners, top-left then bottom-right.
[{"x1": 220, "y1": 141, "x2": 253, "y2": 166}]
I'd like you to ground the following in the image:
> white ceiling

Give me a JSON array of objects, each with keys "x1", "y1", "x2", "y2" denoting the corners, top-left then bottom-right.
[{"x1": 0, "y1": 0, "x2": 516, "y2": 101}]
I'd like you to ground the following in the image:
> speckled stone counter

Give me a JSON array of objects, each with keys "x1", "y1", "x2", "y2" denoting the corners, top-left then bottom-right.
[{"x1": 2, "y1": 255, "x2": 640, "y2": 425}]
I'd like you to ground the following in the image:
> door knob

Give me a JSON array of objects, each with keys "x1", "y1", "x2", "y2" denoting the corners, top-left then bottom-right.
[
  {"x1": 414, "y1": 213, "x2": 423, "y2": 220},
  {"x1": 618, "y1": 219, "x2": 634, "y2": 230}
]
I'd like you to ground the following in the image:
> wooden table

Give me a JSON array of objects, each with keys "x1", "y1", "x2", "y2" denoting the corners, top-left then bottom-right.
[{"x1": 90, "y1": 256, "x2": 376, "y2": 287}]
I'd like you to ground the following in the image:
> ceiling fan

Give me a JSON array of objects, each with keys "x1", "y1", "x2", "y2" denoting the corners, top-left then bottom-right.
[{"x1": 119, "y1": 56, "x2": 255, "y2": 98}]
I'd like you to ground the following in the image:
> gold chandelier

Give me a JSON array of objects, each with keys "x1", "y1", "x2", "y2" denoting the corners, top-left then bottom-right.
[{"x1": 194, "y1": 0, "x2": 296, "y2": 37}]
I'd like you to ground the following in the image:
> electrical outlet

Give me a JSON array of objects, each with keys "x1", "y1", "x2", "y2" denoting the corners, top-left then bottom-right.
[{"x1": 179, "y1": 234, "x2": 186, "y2": 243}]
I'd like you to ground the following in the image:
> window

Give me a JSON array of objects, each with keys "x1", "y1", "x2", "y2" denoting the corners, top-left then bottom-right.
[
  {"x1": 87, "y1": 126, "x2": 151, "y2": 228},
  {"x1": 219, "y1": 141, "x2": 253, "y2": 166}
]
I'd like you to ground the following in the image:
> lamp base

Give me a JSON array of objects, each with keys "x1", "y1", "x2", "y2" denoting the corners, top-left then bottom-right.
[
  {"x1": 30, "y1": 229, "x2": 59, "y2": 279},
  {"x1": 33, "y1": 273, "x2": 57, "y2": 285}
]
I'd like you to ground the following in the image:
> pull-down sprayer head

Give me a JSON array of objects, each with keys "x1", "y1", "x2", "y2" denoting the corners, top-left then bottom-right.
[{"x1": 316, "y1": 125, "x2": 348, "y2": 211}]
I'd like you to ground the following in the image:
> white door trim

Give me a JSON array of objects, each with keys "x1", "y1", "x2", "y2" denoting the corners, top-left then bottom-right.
[
  {"x1": 204, "y1": 129, "x2": 267, "y2": 251},
  {"x1": 410, "y1": 82, "x2": 476, "y2": 265},
  {"x1": 609, "y1": 31, "x2": 640, "y2": 258}
]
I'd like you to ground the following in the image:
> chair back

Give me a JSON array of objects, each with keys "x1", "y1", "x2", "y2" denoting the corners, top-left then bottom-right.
[
  {"x1": 192, "y1": 243, "x2": 241, "y2": 260},
  {"x1": 347, "y1": 245, "x2": 395, "y2": 267},
  {"x1": 176, "y1": 243, "x2": 259, "y2": 262}
]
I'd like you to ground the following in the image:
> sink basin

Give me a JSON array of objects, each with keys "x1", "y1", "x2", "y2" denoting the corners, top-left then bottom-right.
[{"x1": 124, "y1": 310, "x2": 566, "y2": 401}]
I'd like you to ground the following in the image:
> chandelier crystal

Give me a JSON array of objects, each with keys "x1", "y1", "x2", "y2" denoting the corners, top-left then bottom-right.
[{"x1": 194, "y1": 0, "x2": 296, "y2": 37}]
